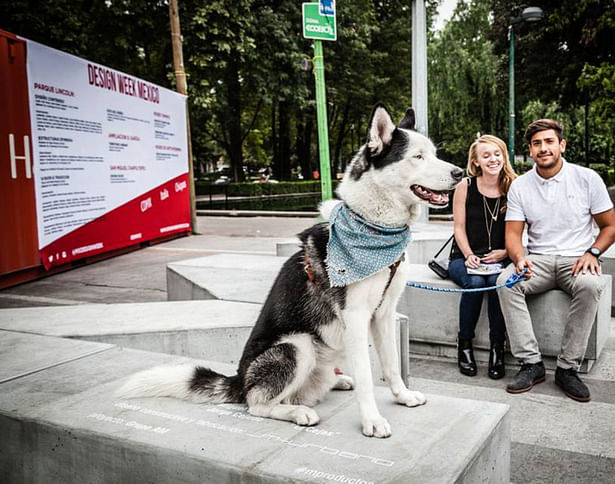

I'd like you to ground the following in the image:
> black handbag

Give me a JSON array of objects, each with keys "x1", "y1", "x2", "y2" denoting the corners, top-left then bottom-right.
[{"x1": 427, "y1": 234, "x2": 454, "y2": 279}]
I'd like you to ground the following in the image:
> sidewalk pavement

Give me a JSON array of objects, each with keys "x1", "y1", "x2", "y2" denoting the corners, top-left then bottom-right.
[
  {"x1": 1, "y1": 215, "x2": 614, "y2": 483},
  {"x1": 0, "y1": 215, "x2": 452, "y2": 309}
]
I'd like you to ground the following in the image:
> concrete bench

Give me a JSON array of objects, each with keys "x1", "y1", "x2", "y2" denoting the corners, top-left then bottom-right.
[
  {"x1": 600, "y1": 246, "x2": 615, "y2": 314},
  {"x1": 398, "y1": 264, "x2": 611, "y2": 372},
  {"x1": 276, "y1": 231, "x2": 451, "y2": 264},
  {"x1": 0, "y1": 299, "x2": 409, "y2": 386},
  {"x1": 0, "y1": 330, "x2": 511, "y2": 483},
  {"x1": 0, "y1": 300, "x2": 261, "y2": 367},
  {"x1": 165, "y1": 254, "x2": 411, "y2": 383}
]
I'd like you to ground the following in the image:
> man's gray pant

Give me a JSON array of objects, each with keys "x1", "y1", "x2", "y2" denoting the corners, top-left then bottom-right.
[{"x1": 496, "y1": 255, "x2": 606, "y2": 370}]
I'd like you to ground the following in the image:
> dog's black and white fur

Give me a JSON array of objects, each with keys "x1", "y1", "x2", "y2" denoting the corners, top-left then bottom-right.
[{"x1": 118, "y1": 104, "x2": 463, "y2": 438}]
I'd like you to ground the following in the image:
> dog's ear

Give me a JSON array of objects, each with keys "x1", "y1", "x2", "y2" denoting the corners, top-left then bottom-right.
[
  {"x1": 366, "y1": 103, "x2": 396, "y2": 155},
  {"x1": 398, "y1": 108, "x2": 416, "y2": 131}
]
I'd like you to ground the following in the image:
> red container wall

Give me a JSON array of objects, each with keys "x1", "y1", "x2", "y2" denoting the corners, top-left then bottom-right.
[{"x1": 0, "y1": 30, "x2": 40, "y2": 276}]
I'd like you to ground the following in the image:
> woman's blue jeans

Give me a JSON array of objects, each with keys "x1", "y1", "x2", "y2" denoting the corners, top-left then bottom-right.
[{"x1": 447, "y1": 257, "x2": 507, "y2": 344}]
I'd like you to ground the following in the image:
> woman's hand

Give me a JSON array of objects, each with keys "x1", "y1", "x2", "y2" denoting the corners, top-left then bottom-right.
[
  {"x1": 464, "y1": 254, "x2": 481, "y2": 269},
  {"x1": 480, "y1": 250, "x2": 507, "y2": 264}
]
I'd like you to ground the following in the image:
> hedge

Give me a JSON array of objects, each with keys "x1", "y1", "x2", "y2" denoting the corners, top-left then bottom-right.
[{"x1": 195, "y1": 180, "x2": 341, "y2": 197}]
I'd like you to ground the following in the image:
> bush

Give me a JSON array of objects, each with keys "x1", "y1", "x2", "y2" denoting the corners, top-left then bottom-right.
[
  {"x1": 194, "y1": 180, "x2": 340, "y2": 197},
  {"x1": 589, "y1": 164, "x2": 614, "y2": 186},
  {"x1": 513, "y1": 161, "x2": 533, "y2": 175}
]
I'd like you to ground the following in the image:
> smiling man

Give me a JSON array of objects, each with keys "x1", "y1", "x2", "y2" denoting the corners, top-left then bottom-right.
[{"x1": 496, "y1": 118, "x2": 615, "y2": 402}]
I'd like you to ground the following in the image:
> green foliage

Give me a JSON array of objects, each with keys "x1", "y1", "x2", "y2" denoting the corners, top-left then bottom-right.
[
  {"x1": 589, "y1": 164, "x2": 614, "y2": 186},
  {"x1": 514, "y1": 161, "x2": 534, "y2": 175},
  {"x1": 428, "y1": 0, "x2": 506, "y2": 166},
  {"x1": 2, "y1": 0, "x2": 613, "y2": 184},
  {"x1": 195, "y1": 180, "x2": 338, "y2": 197}
]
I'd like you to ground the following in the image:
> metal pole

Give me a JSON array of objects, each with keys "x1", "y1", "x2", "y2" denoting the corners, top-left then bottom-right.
[
  {"x1": 412, "y1": 0, "x2": 429, "y2": 222},
  {"x1": 313, "y1": 40, "x2": 332, "y2": 201},
  {"x1": 508, "y1": 24, "x2": 515, "y2": 168},
  {"x1": 411, "y1": 0, "x2": 428, "y2": 136},
  {"x1": 169, "y1": 0, "x2": 198, "y2": 234}
]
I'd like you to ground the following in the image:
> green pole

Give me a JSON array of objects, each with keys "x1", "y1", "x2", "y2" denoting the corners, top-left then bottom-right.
[
  {"x1": 313, "y1": 40, "x2": 333, "y2": 201},
  {"x1": 508, "y1": 25, "x2": 515, "y2": 168}
]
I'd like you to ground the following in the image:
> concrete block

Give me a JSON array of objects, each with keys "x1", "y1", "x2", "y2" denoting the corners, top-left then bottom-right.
[
  {"x1": 600, "y1": 246, "x2": 615, "y2": 314},
  {"x1": 167, "y1": 254, "x2": 286, "y2": 303},
  {"x1": 276, "y1": 239, "x2": 301, "y2": 257},
  {"x1": 399, "y1": 264, "x2": 611, "y2": 372},
  {"x1": 276, "y1": 233, "x2": 452, "y2": 263},
  {"x1": 0, "y1": 330, "x2": 112, "y2": 384},
  {"x1": 0, "y1": 333, "x2": 510, "y2": 484},
  {"x1": 0, "y1": 302, "x2": 409, "y2": 386},
  {"x1": 0, "y1": 301, "x2": 261, "y2": 367}
]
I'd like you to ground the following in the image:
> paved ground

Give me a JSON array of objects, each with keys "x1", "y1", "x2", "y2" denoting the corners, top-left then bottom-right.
[
  {"x1": 2, "y1": 215, "x2": 614, "y2": 483},
  {"x1": 0, "y1": 216, "x2": 315, "y2": 308}
]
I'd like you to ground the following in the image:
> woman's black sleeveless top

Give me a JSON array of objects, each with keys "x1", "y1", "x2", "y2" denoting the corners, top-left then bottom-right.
[{"x1": 449, "y1": 177, "x2": 506, "y2": 260}]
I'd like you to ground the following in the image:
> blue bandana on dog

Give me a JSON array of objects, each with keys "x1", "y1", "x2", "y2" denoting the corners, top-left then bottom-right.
[{"x1": 326, "y1": 203, "x2": 411, "y2": 287}]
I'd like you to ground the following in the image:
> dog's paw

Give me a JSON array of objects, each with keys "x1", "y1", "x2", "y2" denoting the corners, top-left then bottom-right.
[
  {"x1": 332, "y1": 374, "x2": 354, "y2": 391},
  {"x1": 396, "y1": 389, "x2": 427, "y2": 407},
  {"x1": 292, "y1": 406, "x2": 320, "y2": 426},
  {"x1": 361, "y1": 416, "x2": 391, "y2": 438}
]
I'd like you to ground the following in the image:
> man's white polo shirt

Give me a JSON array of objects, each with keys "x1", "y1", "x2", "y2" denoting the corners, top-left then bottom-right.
[{"x1": 505, "y1": 160, "x2": 613, "y2": 256}]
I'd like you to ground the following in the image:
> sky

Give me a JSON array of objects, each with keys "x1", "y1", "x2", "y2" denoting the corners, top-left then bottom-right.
[{"x1": 433, "y1": 0, "x2": 459, "y2": 31}]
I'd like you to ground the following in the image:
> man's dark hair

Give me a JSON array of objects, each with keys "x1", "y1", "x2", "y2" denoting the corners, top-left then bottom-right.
[{"x1": 524, "y1": 119, "x2": 564, "y2": 144}]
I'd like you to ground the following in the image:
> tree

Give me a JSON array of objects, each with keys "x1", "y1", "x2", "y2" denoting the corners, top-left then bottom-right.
[{"x1": 427, "y1": 0, "x2": 505, "y2": 165}]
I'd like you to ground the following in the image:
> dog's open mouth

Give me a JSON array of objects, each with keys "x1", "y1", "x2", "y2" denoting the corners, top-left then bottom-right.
[{"x1": 411, "y1": 185, "x2": 449, "y2": 206}]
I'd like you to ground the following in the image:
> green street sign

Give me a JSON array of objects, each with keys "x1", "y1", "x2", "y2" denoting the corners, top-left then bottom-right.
[{"x1": 302, "y1": 3, "x2": 336, "y2": 41}]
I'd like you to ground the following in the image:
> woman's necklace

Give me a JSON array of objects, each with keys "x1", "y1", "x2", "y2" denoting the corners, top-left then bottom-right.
[{"x1": 482, "y1": 195, "x2": 501, "y2": 251}]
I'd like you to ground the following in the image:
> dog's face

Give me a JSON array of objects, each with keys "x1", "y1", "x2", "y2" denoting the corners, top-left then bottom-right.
[{"x1": 346, "y1": 104, "x2": 463, "y2": 210}]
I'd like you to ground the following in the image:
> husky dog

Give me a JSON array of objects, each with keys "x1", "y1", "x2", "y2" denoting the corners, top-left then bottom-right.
[{"x1": 118, "y1": 104, "x2": 463, "y2": 438}]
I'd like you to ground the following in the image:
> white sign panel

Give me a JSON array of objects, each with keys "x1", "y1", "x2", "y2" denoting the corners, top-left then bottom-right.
[{"x1": 25, "y1": 39, "x2": 189, "y2": 261}]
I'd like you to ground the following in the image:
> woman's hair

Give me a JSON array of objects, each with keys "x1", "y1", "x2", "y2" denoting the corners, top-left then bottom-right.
[{"x1": 466, "y1": 134, "x2": 517, "y2": 203}]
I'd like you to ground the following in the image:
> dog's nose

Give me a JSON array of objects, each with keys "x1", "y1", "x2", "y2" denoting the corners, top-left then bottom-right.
[{"x1": 451, "y1": 168, "x2": 463, "y2": 182}]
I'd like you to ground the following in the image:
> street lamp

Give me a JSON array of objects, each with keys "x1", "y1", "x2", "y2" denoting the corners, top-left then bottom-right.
[{"x1": 508, "y1": 6, "x2": 543, "y2": 167}]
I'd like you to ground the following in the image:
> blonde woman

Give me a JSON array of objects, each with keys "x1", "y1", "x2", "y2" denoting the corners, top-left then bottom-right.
[{"x1": 448, "y1": 135, "x2": 517, "y2": 379}]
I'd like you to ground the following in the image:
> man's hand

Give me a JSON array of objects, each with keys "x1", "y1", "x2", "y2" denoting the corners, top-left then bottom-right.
[
  {"x1": 515, "y1": 257, "x2": 533, "y2": 279},
  {"x1": 572, "y1": 252, "x2": 601, "y2": 276}
]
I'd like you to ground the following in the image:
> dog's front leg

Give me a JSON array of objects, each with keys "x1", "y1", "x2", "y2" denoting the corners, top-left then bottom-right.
[
  {"x1": 372, "y1": 306, "x2": 426, "y2": 407},
  {"x1": 342, "y1": 308, "x2": 391, "y2": 438}
]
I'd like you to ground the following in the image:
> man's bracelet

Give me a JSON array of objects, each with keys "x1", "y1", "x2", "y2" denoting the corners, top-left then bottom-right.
[{"x1": 465, "y1": 254, "x2": 474, "y2": 260}]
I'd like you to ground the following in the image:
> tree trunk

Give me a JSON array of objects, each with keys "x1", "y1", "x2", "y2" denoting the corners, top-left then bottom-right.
[
  {"x1": 333, "y1": 100, "x2": 351, "y2": 179},
  {"x1": 225, "y1": 58, "x2": 244, "y2": 182},
  {"x1": 271, "y1": 104, "x2": 279, "y2": 179},
  {"x1": 298, "y1": 113, "x2": 314, "y2": 180},
  {"x1": 278, "y1": 100, "x2": 291, "y2": 180}
]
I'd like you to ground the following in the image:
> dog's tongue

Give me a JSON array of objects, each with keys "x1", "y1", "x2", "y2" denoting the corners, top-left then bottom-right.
[
  {"x1": 429, "y1": 191, "x2": 449, "y2": 204},
  {"x1": 413, "y1": 185, "x2": 449, "y2": 205}
]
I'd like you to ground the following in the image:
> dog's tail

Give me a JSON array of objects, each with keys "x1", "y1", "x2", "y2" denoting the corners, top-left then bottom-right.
[{"x1": 116, "y1": 364, "x2": 244, "y2": 404}]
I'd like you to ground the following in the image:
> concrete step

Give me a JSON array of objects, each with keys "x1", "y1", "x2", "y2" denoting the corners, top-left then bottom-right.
[
  {"x1": 400, "y1": 264, "x2": 611, "y2": 372},
  {"x1": 0, "y1": 300, "x2": 410, "y2": 387},
  {"x1": 407, "y1": 355, "x2": 615, "y2": 484},
  {"x1": 275, "y1": 229, "x2": 451, "y2": 261},
  {"x1": 0, "y1": 300, "x2": 261, "y2": 366},
  {"x1": 167, "y1": 254, "x2": 285, "y2": 303},
  {"x1": 0, "y1": 331, "x2": 510, "y2": 483}
]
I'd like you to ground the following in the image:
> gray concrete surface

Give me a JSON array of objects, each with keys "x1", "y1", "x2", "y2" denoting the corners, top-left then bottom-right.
[
  {"x1": 399, "y1": 264, "x2": 611, "y2": 372},
  {"x1": 0, "y1": 301, "x2": 410, "y2": 386},
  {"x1": 0, "y1": 332, "x2": 511, "y2": 484},
  {"x1": 0, "y1": 300, "x2": 261, "y2": 367},
  {"x1": 2, "y1": 215, "x2": 615, "y2": 483}
]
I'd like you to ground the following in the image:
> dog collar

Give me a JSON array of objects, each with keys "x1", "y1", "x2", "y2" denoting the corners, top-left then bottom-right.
[{"x1": 326, "y1": 203, "x2": 411, "y2": 287}]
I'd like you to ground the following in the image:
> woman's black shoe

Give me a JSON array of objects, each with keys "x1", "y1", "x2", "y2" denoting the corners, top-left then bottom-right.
[
  {"x1": 488, "y1": 342, "x2": 506, "y2": 380},
  {"x1": 458, "y1": 338, "x2": 477, "y2": 376}
]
